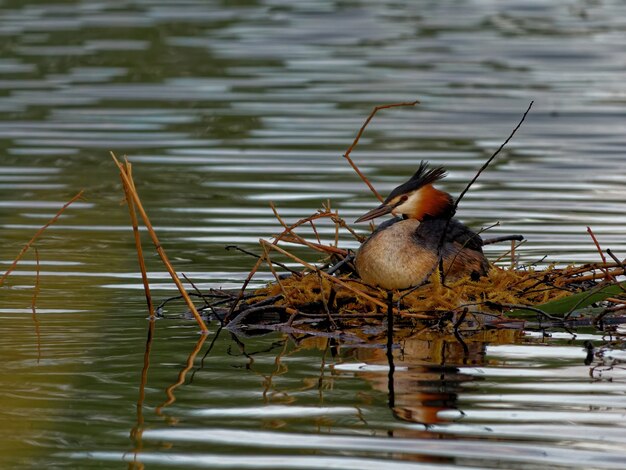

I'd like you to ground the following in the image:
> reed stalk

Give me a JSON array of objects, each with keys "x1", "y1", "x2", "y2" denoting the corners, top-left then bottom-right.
[
  {"x1": 111, "y1": 153, "x2": 209, "y2": 333},
  {"x1": 0, "y1": 190, "x2": 84, "y2": 287},
  {"x1": 120, "y1": 160, "x2": 155, "y2": 318}
]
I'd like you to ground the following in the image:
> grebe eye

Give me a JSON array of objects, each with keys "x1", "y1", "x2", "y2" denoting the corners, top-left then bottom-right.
[{"x1": 400, "y1": 195, "x2": 408, "y2": 202}]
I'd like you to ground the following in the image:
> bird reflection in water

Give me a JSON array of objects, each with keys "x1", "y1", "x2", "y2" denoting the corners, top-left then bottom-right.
[{"x1": 349, "y1": 328, "x2": 521, "y2": 463}]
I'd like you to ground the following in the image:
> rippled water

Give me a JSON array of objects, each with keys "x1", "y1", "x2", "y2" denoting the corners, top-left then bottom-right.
[{"x1": 1, "y1": 1, "x2": 626, "y2": 468}]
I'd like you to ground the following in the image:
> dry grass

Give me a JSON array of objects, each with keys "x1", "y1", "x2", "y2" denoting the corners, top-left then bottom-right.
[{"x1": 246, "y1": 265, "x2": 573, "y2": 319}]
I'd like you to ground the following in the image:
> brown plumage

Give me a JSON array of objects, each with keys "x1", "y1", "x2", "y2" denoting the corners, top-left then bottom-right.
[{"x1": 354, "y1": 163, "x2": 489, "y2": 290}]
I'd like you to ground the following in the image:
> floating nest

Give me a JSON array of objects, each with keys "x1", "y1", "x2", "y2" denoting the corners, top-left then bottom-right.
[
  {"x1": 175, "y1": 204, "x2": 626, "y2": 336},
  {"x1": 249, "y1": 266, "x2": 572, "y2": 317}
]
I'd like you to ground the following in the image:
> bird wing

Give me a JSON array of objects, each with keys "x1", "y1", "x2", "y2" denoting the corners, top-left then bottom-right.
[{"x1": 414, "y1": 218, "x2": 484, "y2": 252}]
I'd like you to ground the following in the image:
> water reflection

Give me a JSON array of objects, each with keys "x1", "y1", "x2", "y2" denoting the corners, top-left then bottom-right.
[
  {"x1": 129, "y1": 319, "x2": 155, "y2": 470},
  {"x1": 110, "y1": 322, "x2": 626, "y2": 469}
]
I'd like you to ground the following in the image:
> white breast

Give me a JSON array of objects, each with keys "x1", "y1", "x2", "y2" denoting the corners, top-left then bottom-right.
[{"x1": 355, "y1": 219, "x2": 438, "y2": 290}]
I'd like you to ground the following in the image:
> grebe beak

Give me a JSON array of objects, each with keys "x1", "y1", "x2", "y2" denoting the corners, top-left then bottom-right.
[{"x1": 355, "y1": 203, "x2": 393, "y2": 223}]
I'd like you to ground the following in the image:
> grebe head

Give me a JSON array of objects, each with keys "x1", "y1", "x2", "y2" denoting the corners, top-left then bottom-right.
[{"x1": 355, "y1": 162, "x2": 454, "y2": 223}]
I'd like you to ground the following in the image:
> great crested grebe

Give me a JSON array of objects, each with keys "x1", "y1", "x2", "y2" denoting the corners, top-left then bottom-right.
[{"x1": 354, "y1": 162, "x2": 489, "y2": 290}]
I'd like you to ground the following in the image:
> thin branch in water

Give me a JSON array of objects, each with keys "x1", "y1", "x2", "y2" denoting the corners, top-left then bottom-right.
[
  {"x1": 226, "y1": 209, "x2": 335, "y2": 320},
  {"x1": 326, "y1": 252, "x2": 355, "y2": 275},
  {"x1": 0, "y1": 190, "x2": 84, "y2": 287},
  {"x1": 500, "y1": 303, "x2": 560, "y2": 322},
  {"x1": 586, "y1": 228, "x2": 624, "y2": 292},
  {"x1": 563, "y1": 268, "x2": 624, "y2": 284},
  {"x1": 227, "y1": 304, "x2": 288, "y2": 328},
  {"x1": 279, "y1": 235, "x2": 348, "y2": 256},
  {"x1": 331, "y1": 213, "x2": 366, "y2": 242},
  {"x1": 309, "y1": 220, "x2": 321, "y2": 244},
  {"x1": 226, "y1": 245, "x2": 299, "y2": 275},
  {"x1": 121, "y1": 160, "x2": 154, "y2": 318},
  {"x1": 455, "y1": 101, "x2": 534, "y2": 212},
  {"x1": 344, "y1": 101, "x2": 420, "y2": 202},
  {"x1": 181, "y1": 272, "x2": 224, "y2": 326},
  {"x1": 181, "y1": 272, "x2": 206, "y2": 303},
  {"x1": 587, "y1": 226, "x2": 608, "y2": 266},
  {"x1": 482, "y1": 234, "x2": 525, "y2": 245},
  {"x1": 333, "y1": 210, "x2": 340, "y2": 248},
  {"x1": 510, "y1": 239, "x2": 516, "y2": 270},
  {"x1": 606, "y1": 249, "x2": 626, "y2": 273},
  {"x1": 438, "y1": 101, "x2": 534, "y2": 283},
  {"x1": 494, "y1": 240, "x2": 527, "y2": 264},
  {"x1": 111, "y1": 153, "x2": 209, "y2": 333},
  {"x1": 270, "y1": 202, "x2": 341, "y2": 256},
  {"x1": 260, "y1": 241, "x2": 294, "y2": 314},
  {"x1": 31, "y1": 247, "x2": 42, "y2": 364},
  {"x1": 157, "y1": 291, "x2": 239, "y2": 315}
]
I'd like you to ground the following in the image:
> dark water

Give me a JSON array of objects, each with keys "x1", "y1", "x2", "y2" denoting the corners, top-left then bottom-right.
[{"x1": 1, "y1": 1, "x2": 626, "y2": 468}]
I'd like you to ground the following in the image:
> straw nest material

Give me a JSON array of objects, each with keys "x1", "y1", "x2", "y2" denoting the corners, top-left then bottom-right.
[{"x1": 246, "y1": 266, "x2": 573, "y2": 318}]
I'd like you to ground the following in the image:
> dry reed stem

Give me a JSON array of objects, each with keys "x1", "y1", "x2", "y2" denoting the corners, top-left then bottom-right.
[
  {"x1": 587, "y1": 226, "x2": 615, "y2": 281},
  {"x1": 309, "y1": 220, "x2": 321, "y2": 244},
  {"x1": 344, "y1": 101, "x2": 419, "y2": 202},
  {"x1": 121, "y1": 160, "x2": 154, "y2": 318},
  {"x1": 587, "y1": 226, "x2": 608, "y2": 266},
  {"x1": 585, "y1": 226, "x2": 621, "y2": 290},
  {"x1": 333, "y1": 210, "x2": 340, "y2": 247},
  {"x1": 111, "y1": 153, "x2": 209, "y2": 333},
  {"x1": 181, "y1": 273, "x2": 207, "y2": 301},
  {"x1": 260, "y1": 239, "x2": 391, "y2": 311},
  {"x1": 505, "y1": 261, "x2": 604, "y2": 288},
  {"x1": 510, "y1": 239, "x2": 516, "y2": 270},
  {"x1": 270, "y1": 203, "x2": 336, "y2": 256},
  {"x1": 182, "y1": 273, "x2": 225, "y2": 326},
  {"x1": 260, "y1": 242, "x2": 294, "y2": 311},
  {"x1": 493, "y1": 240, "x2": 527, "y2": 264},
  {"x1": 563, "y1": 268, "x2": 625, "y2": 284},
  {"x1": 270, "y1": 200, "x2": 348, "y2": 256},
  {"x1": 279, "y1": 235, "x2": 348, "y2": 256},
  {"x1": 558, "y1": 262, "x2": 623, "y2": 276},
  {"x1": 0, "y1": 190, "x2": 84, "y2": 287},
  {"x1": 270, "y1": 204, "x2": 348, "y2": 255},
  {"x1": 155, "y1": 333, "x2": 207, "y2": 414},
  {"x1": 330, "y1": 214, "x2": 366, "y2": 242},
  {"x1": 31, "y1": 247, "x2": 42, "y2": 364},
  {"x1": 226, "y1": 209, "x2": 338, "y2": 320},
  {"x1": 226, "y1": 245, "x2": 300, "y2": 275}
]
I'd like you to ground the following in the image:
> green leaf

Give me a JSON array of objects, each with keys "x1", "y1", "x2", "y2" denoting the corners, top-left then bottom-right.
[{"x1": 508, "y1": 282, "x2": 625, "y2": 317}]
